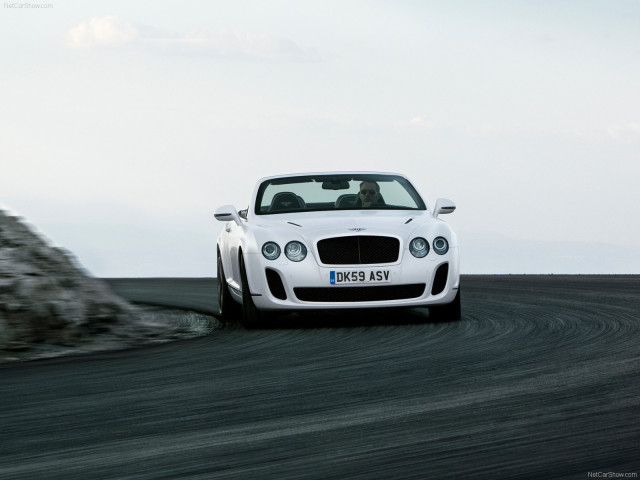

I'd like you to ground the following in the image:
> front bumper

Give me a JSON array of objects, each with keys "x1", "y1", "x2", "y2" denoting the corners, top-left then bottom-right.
[{"x1": 244, "y1": 247, "x2": 460, "y2": 311}]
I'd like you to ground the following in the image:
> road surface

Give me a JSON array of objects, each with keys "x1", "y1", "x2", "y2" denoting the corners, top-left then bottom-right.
[{"x1": 1, "y1": 275, "x2": 638, "y2": 479}]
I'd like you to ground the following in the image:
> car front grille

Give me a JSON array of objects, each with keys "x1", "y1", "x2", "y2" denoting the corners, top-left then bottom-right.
[
  {"x1": 294, "y1": 284, "x2": 425, "y2": 303},
  {"x1": 316, "y1": 236, "x2": 400, "y2": 265}
]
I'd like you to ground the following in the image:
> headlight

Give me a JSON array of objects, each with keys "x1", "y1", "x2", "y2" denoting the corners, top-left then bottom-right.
[
  {"x1": 409, "y1": 237, "x2": 429, "y2": 258},
  {"x1": 262, "y1": 241, "x2": 281, "y2": 260},
  {"x1": 433, "y1": 236, "x2": 449, "y2": 255},
  {"x1": 285, "y1": 241, "x2": 307, "y2": 262}
]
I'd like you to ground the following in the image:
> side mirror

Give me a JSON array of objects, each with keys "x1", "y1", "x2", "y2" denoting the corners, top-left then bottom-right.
[
  {"x1": 433, "y1": 198, "x2": 456, "y2": 218},
  {"x1": 214, "y1": 205, "x2": 242, "y2": 226}
]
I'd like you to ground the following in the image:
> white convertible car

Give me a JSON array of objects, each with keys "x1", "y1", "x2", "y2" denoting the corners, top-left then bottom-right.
[{"x1": 215, "y1": 172, "x2": 460, "y2": 327}]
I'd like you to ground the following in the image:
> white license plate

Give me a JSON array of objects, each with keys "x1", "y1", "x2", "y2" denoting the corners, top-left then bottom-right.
[{"x1": 329, "y1": 270, "x2": 391, "y2": 285}]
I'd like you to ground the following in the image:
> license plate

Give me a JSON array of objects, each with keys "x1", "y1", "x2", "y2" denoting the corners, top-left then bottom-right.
[{"x1": 330, "y1": 270, "x2": 391, "y2": 285}]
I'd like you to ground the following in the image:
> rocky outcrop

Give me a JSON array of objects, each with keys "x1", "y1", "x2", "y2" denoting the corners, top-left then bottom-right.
[{"x1": 0, "y1": 210, "x2": 134, "y2": 352}]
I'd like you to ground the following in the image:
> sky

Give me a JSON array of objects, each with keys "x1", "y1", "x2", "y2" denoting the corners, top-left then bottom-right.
[{"x1": 1, "y1": 0, "x2": 639, "y2": 276}]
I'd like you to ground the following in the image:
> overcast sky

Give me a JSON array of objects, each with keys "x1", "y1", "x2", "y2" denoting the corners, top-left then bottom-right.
[{"x1": 2, "y1": 0, "x2": 639, "y2": 276}]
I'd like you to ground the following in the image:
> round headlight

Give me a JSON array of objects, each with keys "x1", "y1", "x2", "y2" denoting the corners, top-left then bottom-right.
[
  {"x1": 285, "y1": 241, "x2": 307, "y2": 262},
  {"x1": 262, "y1": 241, "x2": 281, "y2": 260},
  {"x1": 433, "y1": 236, "x2": 449, "y2": 255},
  {"x1": 409, "y1": 237, "x2": 429, "y2": 258}
]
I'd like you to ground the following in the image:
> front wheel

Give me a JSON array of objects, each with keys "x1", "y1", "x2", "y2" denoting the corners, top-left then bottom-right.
[
  {"x1": 239, "y1": 254, "x2": 269, "y2": 329},
  {"x1": 217, "y1": 251, "x2": 241, "y2": 320},
  {"x1": 429, "y1": 288, "x2": 461, "y2": 322}
]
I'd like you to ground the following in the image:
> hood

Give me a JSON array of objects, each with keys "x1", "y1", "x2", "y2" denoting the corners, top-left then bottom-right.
[{"x1": 255, "y1": 210, "x2": 435, "y2": 240}]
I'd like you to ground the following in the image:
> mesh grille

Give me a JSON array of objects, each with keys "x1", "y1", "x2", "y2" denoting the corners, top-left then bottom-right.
[
  {"x1": 294, "y1": 284, "x2": 425, "y2": 303},
  {"x1": 317, "y1": 236, "x2": 400, "y2": 265}
]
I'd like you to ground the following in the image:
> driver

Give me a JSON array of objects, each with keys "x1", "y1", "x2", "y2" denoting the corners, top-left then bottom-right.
[{"x1": 357, "y1": 181, "x2": 382, "y2": 208}]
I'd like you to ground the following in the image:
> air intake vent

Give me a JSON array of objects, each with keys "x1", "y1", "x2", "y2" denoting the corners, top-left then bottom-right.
[
  {"x1": 431, "y1": 263, "x2": 449, "y2": 295},
  {"x1": 294, "y1": 284, "x2": 425, "y2": 302},
  {"x1": 265, "y1": 268, "x2": 287, "y2": 300}
]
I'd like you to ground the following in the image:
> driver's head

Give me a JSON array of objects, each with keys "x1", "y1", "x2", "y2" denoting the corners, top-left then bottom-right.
[{"x1": 359, "y1": 181, "x2": 380, "y2": 206}]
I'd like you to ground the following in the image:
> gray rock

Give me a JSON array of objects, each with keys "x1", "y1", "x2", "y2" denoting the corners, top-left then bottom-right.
[{"x1": 0, "y1": 210, "x2": 134, "y2": 350}]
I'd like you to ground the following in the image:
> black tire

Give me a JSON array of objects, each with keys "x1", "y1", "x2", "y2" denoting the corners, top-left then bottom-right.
[
  {"x1": 429, "y1": 288, "x2": 461, "y2": 322},
  {"x1": 217, "y1": 250, "x2": 241, "y2": 320},
  {"x1": 239, "y1": 254, "x2": 268, "y2": 329}
]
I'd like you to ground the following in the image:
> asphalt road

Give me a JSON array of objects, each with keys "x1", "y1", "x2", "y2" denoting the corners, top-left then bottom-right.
[{"x1": 1, "y1": 275, "x2": 639, "y2": 479}]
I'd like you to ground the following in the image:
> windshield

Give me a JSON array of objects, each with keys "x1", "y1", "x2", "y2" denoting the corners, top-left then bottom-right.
[{"x1": 255, "y1": 174, "x2": 426, "y2": 215}]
